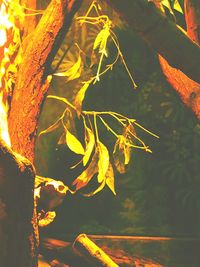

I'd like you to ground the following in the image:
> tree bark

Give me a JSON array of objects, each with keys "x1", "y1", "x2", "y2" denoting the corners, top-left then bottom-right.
[
  {"x1": 158, "y1": 0, "x2": 200, "y2": 119},
  {"x1": 3, "y1": 1, "x2": 82, "y2": 267},
  {"x1": 0, "y1": 139, "x2": 37, "y2": 267},
  {"x1": 104, "y1": 0, "x2": 200, "y2": 84},
  {"x1": 8, "y1": 0, "x2": 83, "y2": 162},
  {"x1": 185, "y1": 0, "x2": 200, "y2": 44}
]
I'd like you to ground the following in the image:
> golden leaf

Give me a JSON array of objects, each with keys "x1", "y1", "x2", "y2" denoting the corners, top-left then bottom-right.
[
  {"x1": 83, "y1": 126, "x2": 95, "y2": 166},
  {"x1": 39, "y1": 118, "x2": 61, "y2": 137},
  {"x1": 106, "y1": 163, "x2": 116, "y2": 195},
  {"x1": 54, "y1": 53, "x2": 82, "y2": 81},
  {"x1": 93, "y1": 26, "x2": 110, "y2": 55},
  {"x1": 173, "y1": 0, "x2": 183, "y2": 13},
  {"x1": 74, "y1": 81, "x2": 90, "y2": 116},
  {"x1": 66, "y1": 129, "x2": 85, "y2": 155},
  {"x1": 97, "y1": 141, "x2": 109, "y2": 183},
  {"x1": 113, "y1": 136, "x2": 127, "y2": 174},
  {"x1": 73, "y1": 150, "x2": 98, "y2": 190},
  {"x1": 83, "y1": 180, "x2": 106, "y2": 197}
]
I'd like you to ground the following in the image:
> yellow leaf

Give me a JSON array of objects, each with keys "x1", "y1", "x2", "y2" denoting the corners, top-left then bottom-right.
[
  {"x1": 74, "y1": 81, "x2": 90, "y2": 116},
  {"x1": 39, "y1": 118, "x2": 61, "y2": 137},
  {"x1": 106, "y1": 164, "x2": 116, "y2": 195},
  {"x1": 113, "y1": 136, "x2": 128, "y2": 174},
  {"x1": 161, "y1": 0, "x2": 174, "y2": 14},
  {"x1": 97, "y1": 141, "x2": 109, "y2": 183},
  {"x1": 66, "y1": 129, "x2": 85, "y2": 155},
  {"x1": 54, "y1": 53, "x2": 82, "y2": 81},
  {"x1": 73, "y1": 150, "x2": 98, "y2": 190},
  {"x1": 93, "y1": 28, "x2": 106, "y2": 51},
  {"x1": 83, "y1": 127, "x2": 95, "y2": 166},
  {"x1": 173, "y1": 0, "x2": 183, "y2": 13},
  {"x1": 93, "y1": 26, "x2": 110, "y2": 55},
  {"x1": 83, "y1": 180, "x2": 106, "y2": 197}
]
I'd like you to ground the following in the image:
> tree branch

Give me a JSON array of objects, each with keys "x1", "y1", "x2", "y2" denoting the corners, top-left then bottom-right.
[
  {"x1": 104, "y1": 0, "x2": 200, "y2": 83},
  {"x1": 185, "y1": 0, "x2": 200, "y2": 44},
  {"x1": 8, "y1": 0, "x2": 83, "y2": 162}
]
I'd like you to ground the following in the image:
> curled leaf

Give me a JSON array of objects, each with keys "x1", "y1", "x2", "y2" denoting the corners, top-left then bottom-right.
[
  {"x1": 83, "y1": 180, "x2": 106, "y2": 197},
  {"x1": 97, "y1": 141, "x2": 109, "y2": 183},
  {"x1": 106, "y1": 163, "x2": 116, "y2": 195},
  {"x1": 113, "y1": 135, "x2": 131, "y2": 174},
  {"x1": 66, "y1": 129, "x2": 85, "y2": 155},
  {"x1": 54, "y1": 53, "x2": 82, "y2": 81},
  {"x1": 74, "y1": 81, "x2": 91, "y2": 116},
  {"x1": 83, "y1": 126, "x2": 95, "y2": 166},
  {"x1": 39, "y1": 118, "x2": 61, "y2": 137},
  {"x1": 73, "y1": 150, "x2": 98, "y2": 190}
]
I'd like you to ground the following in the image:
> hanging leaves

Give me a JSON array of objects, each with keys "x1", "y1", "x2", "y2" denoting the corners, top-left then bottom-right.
[
  {"x1": 73, "y1": 149, "x2": 99, "y2": 190},
  {"x1": 65, "y1": 129, "x2": 85, "y2": 155},
  {"x1": 106, "y1": 163, "x2": 116, "y2": 195},
  {"x1": 83, "y1": 126, "x2": 95, "y2": 166},
  {"x1": 74, "y1": 81, "x2": 91, "y2": 116},
  {"x1": 97, "y1": 141, "x2": 110, "y2": 183},
  {"x1": 93, "y1": 25, "x2": 110, "y2": 56},
  {"x1": 54, "y1": 52, "x2": 82, "y2": 81},
  {"x1": 113, "y1": 135, "x2": 131, "y2": 174},
  {"x1": 38, "y1": 118, "x2": 61, "y2": 137}
]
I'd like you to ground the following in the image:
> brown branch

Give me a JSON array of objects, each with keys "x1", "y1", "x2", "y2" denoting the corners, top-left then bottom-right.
[
  {"x1": 8, "y1": 0, "x2": 83, "y2": 162},
  {"x1": 157, "y1": 1, "x2": 200, "y2": 119},
  {"x1": 185, "y1": 0, "x2": 200, "y2": 44},
  {"x1": 104, "y1": 0, "x2": 200, "y2": 83},
  {"x1": 159, "y1": 56, "x2": 200, "y2": 119}
]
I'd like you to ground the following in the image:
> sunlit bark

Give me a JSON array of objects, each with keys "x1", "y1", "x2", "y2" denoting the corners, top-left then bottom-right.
[
  {"x1": 185, "y1": 0, "x2": 200, "y2": 44},
  {"x1": 8, "y1": 0, "x2": 83, "y2": 162},
  {"x1": 0, "y1": 1, "x2": 83, "y2": 267}
]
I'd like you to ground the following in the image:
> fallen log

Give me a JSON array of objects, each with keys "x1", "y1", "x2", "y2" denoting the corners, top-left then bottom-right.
[
  {"x1": 73, "y1": 233, "x2": 119, "y2": 266},
  {"x1": 40, "y1": 236, "x2": 135, "y2": 266}
]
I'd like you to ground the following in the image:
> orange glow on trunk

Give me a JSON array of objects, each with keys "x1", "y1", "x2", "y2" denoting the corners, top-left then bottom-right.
[{"x1": 0, "y1": 0, "x2": 13, "y2": 147}]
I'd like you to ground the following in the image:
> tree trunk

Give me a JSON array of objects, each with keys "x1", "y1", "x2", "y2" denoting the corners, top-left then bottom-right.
[
  {"x1": 0, "y1": 139, "x2": 37, "y2": 267},
  {"x1": 0, "y1": 1, "x2": 82, "y2": 267}
]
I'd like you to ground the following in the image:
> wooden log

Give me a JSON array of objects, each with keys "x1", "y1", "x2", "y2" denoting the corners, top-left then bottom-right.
[{"x1": 73, "y1": 234, "x2": 119, "y2": 267}]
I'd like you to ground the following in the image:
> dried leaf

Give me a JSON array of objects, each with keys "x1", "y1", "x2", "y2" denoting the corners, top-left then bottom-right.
[
  {"x1": 54, "y1": 53, "x2": 82, "y2": 81},
  {"x1": 39, "y1": 118, "x2": 61, "y2": 137},
  {"x1": 66, "y1": 129, "x2": 85, "y2": 155},
  {"x1": 74, "y1": 81, "x2": 90, "y2": 116},
  {"x1": 97, "y1": 141, "x2": 109, "y2": 183},
  {"x1": 83, "y1": 180, "x2": 106, "y2": 197},
  {"x1": 83, "y1": 127, "x2": 95, "y2": 166},
  {"x1": 113, "y1": 136, "x2": 127, "y2": 174},
  {"x1": 106, "y1": 163, "x2": 116, "y2": 195},
  {"x1": 73, "y1": 150, "x2": 98, "y2": 190}
]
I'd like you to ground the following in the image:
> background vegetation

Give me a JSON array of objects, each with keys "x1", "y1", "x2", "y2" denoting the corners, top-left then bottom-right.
[{"x1": 35, "y1": 1, "x2": 200, "y2": 238}]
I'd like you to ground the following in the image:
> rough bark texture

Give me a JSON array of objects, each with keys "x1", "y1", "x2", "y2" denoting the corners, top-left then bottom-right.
[
  {"x1": 2, "y1": 1, "x2": 82, "y2": 267},
  {"x1": 159, "y1": 0, "x2": 200, "y2": 119},
  {"x1": 185, "y1": 0, "x2": 200, "y2": 44},
  {"x1": 104, "y1": 0, "x2": 200, "y2": 84},
  {"x1": 8, "y1": 0, "x2": 83, "y2": 162},
  {"x1": 159, "y1": 56, "x2": 200, "y2": 119},
  {"x1": 0, "y1": 139, "x2": 37, "y2": 267}
]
